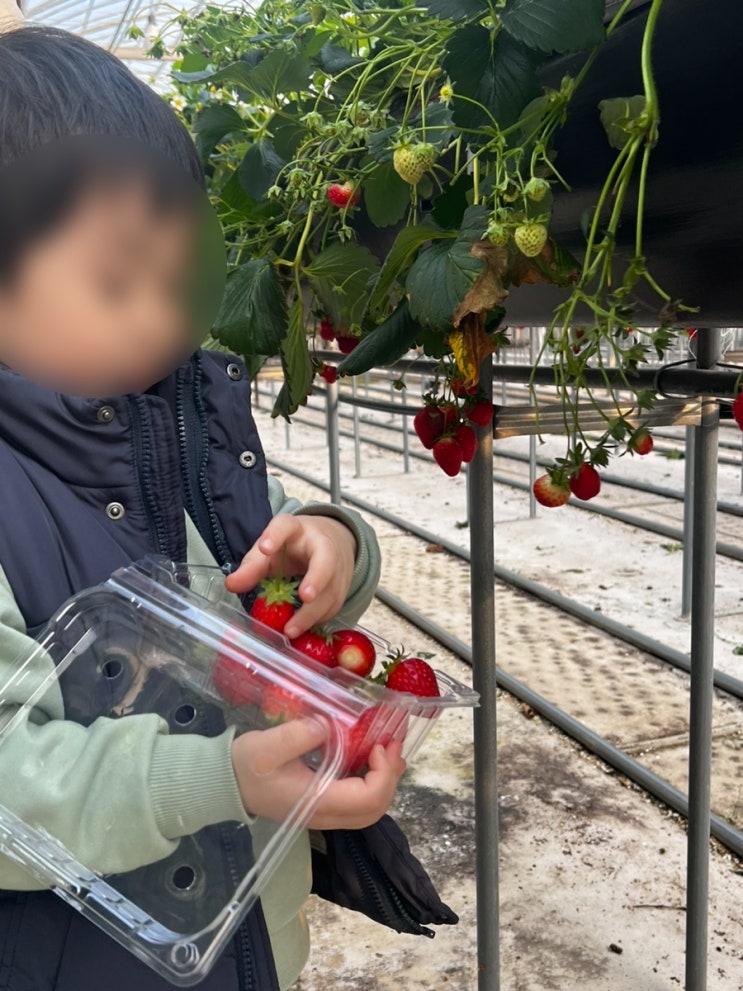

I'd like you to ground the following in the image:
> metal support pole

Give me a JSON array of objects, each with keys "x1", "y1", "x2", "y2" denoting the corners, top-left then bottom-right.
[
  {"x1": 402, "y1": 411, "x2": 410, "y2": 473},
  {"x1": 685, "y1": 329, "x2": 720, "y2": 991},
  {"x1": 326, "y1": 379, "x2": 342, "y2": 505},
  {"x1": 284, "y1": 417, "x2": 291, "y2": 450},
  {"x1": 528, "y1": 330, "x2": 537, "y2": 518},
  {"x1": 498, "y1": 346, "x2": 507, "y2": 405},
  {"x1": 352, "y1": 378, "x2": 362, "y2": 478},
  {"x1": 468, "y1": 356, "x2": 500, "y2": 991},
  {"x1": 681, "y1": 425, "x2": 696, "y2": 617}
]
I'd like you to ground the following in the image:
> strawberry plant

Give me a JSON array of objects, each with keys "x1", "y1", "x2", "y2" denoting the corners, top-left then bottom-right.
[{"x1": 145, "y1": 0, "x2": 693, "y2": 481}]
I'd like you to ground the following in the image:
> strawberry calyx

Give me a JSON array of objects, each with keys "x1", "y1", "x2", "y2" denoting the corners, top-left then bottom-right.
[
  {"x1": 257, "y1": 574, "x2": 300, "y2": 607},
  {"x1": 374, "y1": 646, "x2": 408, "y2": 684}
]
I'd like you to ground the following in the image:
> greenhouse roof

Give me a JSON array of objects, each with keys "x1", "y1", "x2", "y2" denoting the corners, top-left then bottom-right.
[{"x1": 21, "y1": 0, "x2": 210, "y2": 86}]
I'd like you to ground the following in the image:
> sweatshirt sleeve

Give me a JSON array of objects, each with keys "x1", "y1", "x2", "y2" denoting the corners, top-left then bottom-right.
[
  {"x1": 267, "y1": 474, "x2": 381, "y2": 626},
  {"x1": 0, "y1": 566, "x2": 249, "y2": 891}
]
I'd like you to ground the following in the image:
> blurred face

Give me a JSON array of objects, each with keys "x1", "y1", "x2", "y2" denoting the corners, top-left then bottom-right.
[{"x1": 0, "y1": 177, "x2": 197, "y2": 396}]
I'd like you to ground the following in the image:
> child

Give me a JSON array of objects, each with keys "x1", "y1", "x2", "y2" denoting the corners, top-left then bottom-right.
[{"x1": 0, "y1": 25, "x2": 455, "y2": 991}]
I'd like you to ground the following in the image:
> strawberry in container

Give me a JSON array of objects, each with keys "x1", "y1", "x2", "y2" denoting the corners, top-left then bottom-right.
[{"x1": 211, "y1": 577, "x2": 478, "y2": 776}]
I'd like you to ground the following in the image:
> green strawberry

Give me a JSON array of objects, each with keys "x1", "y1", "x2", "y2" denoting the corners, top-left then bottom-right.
[
  {"x1": 514, "y1": 223, "x2": 548, "y2": 258},
  {"x1": 524, "y1": 177, "x2": 550, "y2": 202},
  {"x1": 486, "y1": 223, "x2": 510, "y2": 246},
  {"x1": 393, "y1": 143, "x2": 436, "y2": 185}
]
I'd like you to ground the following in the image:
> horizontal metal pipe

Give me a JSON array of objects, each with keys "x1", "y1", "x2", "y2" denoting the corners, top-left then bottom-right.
[
  {"x1": 492, "y1": 363, "x2": 740, "y2": 397},
  {"x1": 266, "y1": 456, "x2": 743, "y2": 701},
  {"x1": 373, "y1": 586, "x2": 743, "y2": 859}
]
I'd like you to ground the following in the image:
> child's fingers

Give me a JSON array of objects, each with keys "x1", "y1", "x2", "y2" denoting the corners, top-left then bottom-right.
[
  {"x1": 284, "y1": 552, "x2": 342, "y2": 638},
  {"x1": 366, "y1": 740, "x2": 407, "y2": 779},
  {"x1": 245, "y1": 717, "x2": 329, "y2": 775},
  {"x1": 226, "y1": 515, "x2": 305, "y2": 593}
]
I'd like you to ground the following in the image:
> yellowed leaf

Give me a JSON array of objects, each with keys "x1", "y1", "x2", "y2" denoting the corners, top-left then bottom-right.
[
  {"x1": 448, "y1": 315, "x2": 496, "y2": 387},
  {"x1": 452, "y1": 241, "x2": 509, "y2": 329}
]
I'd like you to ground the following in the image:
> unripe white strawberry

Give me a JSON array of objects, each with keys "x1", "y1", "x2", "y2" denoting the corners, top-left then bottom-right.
[{"x1": 514, "y1": 223, "x2": 548, "y2": 258}]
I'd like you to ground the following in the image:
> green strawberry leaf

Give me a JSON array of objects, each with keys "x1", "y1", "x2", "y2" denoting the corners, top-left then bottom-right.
[
  {"x1": 273, "y1": 299, "x2": 313, "y2": 418},
  {"x1": 369, "y1": 224, "x2": 455, "y2": 316},
  {"x1": 269, "y1": 114, "x2": 306, "y2": 160},
  {"x1": 318, "y1": 42, "x2": 364, "y2": 74},
  {"x1": 499, "y1": 0, "x2": 605, "y2": 54},
  {"x1": 337, "y1": 300, "x2": 420, "y2": 376},
  {"x1": 176, "y1": 51, "x2": 312, "y2": 101},
  {"x1": 364, "y1": 160, "x2": 411, "y2": 228},
  {"x1": 212, "y1": 259, "x2": 287, "y2": 356},
  {"x1": 423, "y1": 0, "x2": 488, "y2": 22},
  {"x1": 305, "y1": 242, "x2": 380, "y2": 330},
  {"x1": 192, "y1": 105, "x2": 244, "y2": 161},
  {"x1": 416, "y1": 324, "x2": 453, "y2": 357},
  {"x1": 406, "y1": 233, "x2": 484, "y2": 328},
  {"x1": 444, "y1": 26, "x2": 542, "y2": 134},
  {"x1": 237, "y1": 139, "x2": 285, "y2": 201},
  {"x1": 599, "y1": 95, "x2": 648, "y2": 150}
]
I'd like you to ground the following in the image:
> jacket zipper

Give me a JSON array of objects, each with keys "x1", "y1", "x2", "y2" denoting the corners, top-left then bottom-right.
[
  {"x1": 175, "y1": 355, "x2": 232, "y2": 567},
  {"x1": 218, "y1": 820, "x2": 255, "y2": 991},
  {"x1": 127, "y1": 396, "x2": 170, "y2": 555},
  {"x1": 344, "y1": 830, "x2": 427, "y2": 935}
]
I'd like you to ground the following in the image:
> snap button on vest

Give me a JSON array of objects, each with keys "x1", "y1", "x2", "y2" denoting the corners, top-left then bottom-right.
[
  {"x1": 96, "y1": 405, "x2": 115, "y2": 423},
  {"x1": 105, "y1": 501, "x2": 125, "y2": 520},
  {"x1": 226, "y1": 362, "x2": 243, "y2": 381},
  {"x1": 239, "y1": 451, "x2": 257, "y2": 469}
]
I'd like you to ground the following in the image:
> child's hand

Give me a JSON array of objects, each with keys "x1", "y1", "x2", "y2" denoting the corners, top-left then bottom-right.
[
  {"x1": 231, "y1": 718, "x2": 406, "y2": 830},
  {"x1": 225, "y1": 514, "x2": 357, "y2": 638}
]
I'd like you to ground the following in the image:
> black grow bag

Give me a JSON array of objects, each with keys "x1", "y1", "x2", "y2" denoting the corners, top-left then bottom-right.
[{"x1": 505, "y1": 0, "x2": 743, "y2": 327}]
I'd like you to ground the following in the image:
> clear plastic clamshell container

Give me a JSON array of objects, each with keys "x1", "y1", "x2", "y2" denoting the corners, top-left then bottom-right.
[{"x1": 0, "y1": 558, "x2": 478, "y2": 985}]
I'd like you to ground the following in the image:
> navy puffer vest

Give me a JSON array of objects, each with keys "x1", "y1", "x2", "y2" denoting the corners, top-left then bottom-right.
[
  {"x1": 0, "y1": 351, "x2": 456, "y2": 991},
  {"x1": 0, "y1": 350, "x2": 281, "y2": 991}
]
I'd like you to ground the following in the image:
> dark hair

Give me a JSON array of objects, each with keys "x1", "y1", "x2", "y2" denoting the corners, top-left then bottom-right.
[
  {"x1": 0, "y1": 26, "x2": 207, "y2": 280},
  {"x1": 0, "y1": 26, "x2": 203, "y2": 186}
]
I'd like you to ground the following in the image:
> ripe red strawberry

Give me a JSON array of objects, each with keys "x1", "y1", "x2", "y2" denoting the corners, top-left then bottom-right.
[
  {"x1": 212, "y1": 638, "x2": 266, "y2": 707},
  {"x1": 414, "y1": 407, "x2": 438, "y2": 449},
  {"x1": 451, "y1": 377, "x2": 477, "y2": 398},
  {"x1": 733, "y1": 392, "x2": 743, "y2": 431},
  {"x1": 336, "y1": 335, "x2": 359, "y2": 354},
  {"x1": 455, "y1": 422, "x2": 477, "y2": 463},
  {"x1": 290, "y1": 628, "x2": 338, "y2": 668},
  {"x1": 432, "y1": 436, "x2": 463, "y2": 477},
  {"x1": 333, "y1": 704, "x2": 407, "y2": 774},
  {"x1": 249, "y1": 575, "x2": 299, "y2": 634},
  {"x1": 319, "y1": 364, "x2": 338, "y2": 384},
  {"x1": 629, "y1": 428, "x2": 654, "y2": 456},
  {"x1": 333, "y1": 629, "x2": 376, "y2": 677},
  {"x1": 533, "y1": 473, "x2": 570, "y2": 508},
  {"x1": 385, "y1": 657, "x2": 440, "y2": 698},
  {"x1": 326, "y1": 181, "x2": 360, "y2": 208},
  {"x1": 465, "y1": 400, "x2": 494, "y2": 427},
  {"x1": 319, "y1": 319, "x2": 335, "y2": 342},
  {"x1": 569, "y1": 463, "x2": 601, "y2": 501},
  {"x1": 438, "y1": 403, "x2": 459, "y2": 430},
  {"x1": 261, "y1": 682, "x2": 308, "y2": 724}
]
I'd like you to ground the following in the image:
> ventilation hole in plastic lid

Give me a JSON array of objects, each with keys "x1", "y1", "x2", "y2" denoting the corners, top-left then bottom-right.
[
  {"x1": 170, "y1": 942, "x2": 199, "y2": 969},
  {"x1": 174, "y1": 703, "x2": 197, "y2": 726},
  {"x1": 171, "y1": 865, "x2": 196, "y2": 891},
  {"x1": 101, "y1": 657, "x2": 124, "y2": 680}
]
